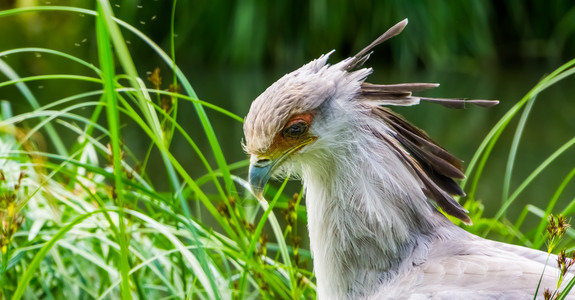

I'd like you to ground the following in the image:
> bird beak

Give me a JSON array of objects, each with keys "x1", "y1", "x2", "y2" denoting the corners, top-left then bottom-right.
[
  {"x1": 248, "y1": 137, "x2": 315, "y2": 198},
  {"x1": 249, "y1": 156, "x2": 277, "y2": 198}
]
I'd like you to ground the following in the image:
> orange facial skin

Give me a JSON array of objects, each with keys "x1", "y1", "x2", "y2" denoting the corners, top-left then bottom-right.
[{"x1": 259, "y1": 112, "x2": 317, "y2": 160}]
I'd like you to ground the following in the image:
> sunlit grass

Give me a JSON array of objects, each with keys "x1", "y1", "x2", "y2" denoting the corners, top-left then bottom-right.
[
  {"x1": 0, "y1": 1, "x2": 574, "y2": 299},
  {"x1": 0, "y1": 2, "x2": 313, "y2": 299}
]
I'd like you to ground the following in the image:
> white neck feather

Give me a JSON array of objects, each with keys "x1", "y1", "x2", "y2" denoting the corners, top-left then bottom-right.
[{"x1": 297, "y1": 109, "x2": 454, "y2": 299}]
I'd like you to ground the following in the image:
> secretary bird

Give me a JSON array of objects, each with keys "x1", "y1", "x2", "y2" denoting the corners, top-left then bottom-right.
[{"x1": 243, "y1": 19, "x2": 574, "y2": 299}]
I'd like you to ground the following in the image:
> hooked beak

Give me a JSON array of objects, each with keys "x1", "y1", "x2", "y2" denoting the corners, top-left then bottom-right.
[
  {"x1": 249, "y1": 157, "x2": 277, "y2": 198},
  {"x1": 248, "y1": 137, "x2": 316, "y2": 198}
]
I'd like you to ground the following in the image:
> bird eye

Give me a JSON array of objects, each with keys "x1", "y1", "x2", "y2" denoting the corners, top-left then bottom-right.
[{"x1": 283, "y1": 121, "x2": 308, "y2": 138}]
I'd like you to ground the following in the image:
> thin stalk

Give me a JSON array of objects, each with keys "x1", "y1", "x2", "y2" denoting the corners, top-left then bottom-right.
[
  {"x1": 462, "y1": 59, "x2": 575, "y2": 195},
  {"x1": 0, "y1": 4, "x2": 240, "y2": 204},
  {"x1": 502, "y1": 95, "x2": 536, "y2": 205},
  {"x1": 530, "y1": 166, "x2": 575, "y2": 248},
  {"x1": 0, "y1": 59, "x2": 68, "y2": 157},
  {"x1": 0, "y1": 48, "x2": 102, "y2": 75},
  {"x1": 95, "y1": 4, "x2": 132, "y2": 298},
  {"x1": 533, "y1": 254, "x2": 551, "y2": 299},
  {"x1": 485, "y1": 136, "x2": 575, "y2": 236},
  {"x1": 11, "y1": 210, "x2": 107, "y2": 300},
  {"x1": 167, "y1": 0, "x2": 179, "y2": 148},
  {"x1": 96, "y1": 1, "x2": 221, "y2": 297}
]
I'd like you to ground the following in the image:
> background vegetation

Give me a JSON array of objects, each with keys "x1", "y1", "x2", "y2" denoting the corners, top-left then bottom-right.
[{"x1": 0, "y1": 0, "x2": 574, "y2": 299}]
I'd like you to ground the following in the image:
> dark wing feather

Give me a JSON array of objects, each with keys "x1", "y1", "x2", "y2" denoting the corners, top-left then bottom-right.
[
  {"x1": 362, "y1": 82, "x2": 440, "y2": 92},
  {"x1": 370, "y1": 106, "x2": 472, "y2": 224},
  {"x1": 357, "y1": 83, "x2": 440, "y2": 107},
  {"x1": 420, "y1": 97, "x2": 500, "y2": 109},
  {"x1": 359, "y1": 83, "x2": 500, "y2": 108},
  {"x1": 343, "y1": 18, "x2": 499, "y2": 224},
  {"x1": 374, "y1": 107, "x2": 465, "y2": 179}
]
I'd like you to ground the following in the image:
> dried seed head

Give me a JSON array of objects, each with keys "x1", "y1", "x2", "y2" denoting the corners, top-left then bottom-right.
[
  {"x1": 557, "y1": 249, "x2": 566, "y2": 269},
  {"x1": 243, "y1": 220, "x2": 255, "y2": 233},
  {"x1": 228, "y1": 197, "x2": 236, "y2": 209},
  {"x1": 547, "y1": 214, "x2": 557, "y2": 238},
  {"x1": 147, "y1": 67, "x2": 162, "y2": 89},
  {"x1": 168, "y1": 83, "x2": 180, "y2": 93},
  {"x1": 557, "y1": 215, "x2": 570, "y2": 236},
  {"x1": 160, "y1": 96, "x2": 172, "y2": 112},
  {"x1": 216, "y1": 202, "x2": 229, "y2": 218},
  {"x1": 15, "y1": 172, "x2": 25, "y2": 191},
  {"x1": 292, "y1": 193, "x2": 299, "y2": 202},
  {"x1": 546, "y1": 214, "x2": 571, "y2": 254}
]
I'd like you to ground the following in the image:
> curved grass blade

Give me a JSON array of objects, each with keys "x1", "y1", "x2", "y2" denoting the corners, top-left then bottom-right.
[
  {"x1": 0, "y1": 59, "x2": 68, "y2": 156},
  {"x1": 483, "y1": 136, "x2": 575, "y2": 236},
  {"x1": 11, "y1": 210, "x2": 106, "y2": 300},
  {"x1": 502, "y1": 95, "x2": 536, "y2": 204},
  {"x1": 0, "y1": 48, "x2": 102, "y2": 76},
  {"x1": 95, "y1": 4, "x2": 132, "y2": 298},
  {"x1": 462, "y1": 58, "x2": 575, "y2": 195}
]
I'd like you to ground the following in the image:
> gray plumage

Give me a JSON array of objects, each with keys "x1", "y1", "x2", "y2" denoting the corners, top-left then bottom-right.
[{"x1": 243, "y1": 19, "x2": 573, "y2": 299}]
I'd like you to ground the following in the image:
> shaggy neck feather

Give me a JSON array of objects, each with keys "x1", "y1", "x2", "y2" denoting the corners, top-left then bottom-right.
[{"x1": 298, "y1": 115, "x2": 451, "y2": 299}]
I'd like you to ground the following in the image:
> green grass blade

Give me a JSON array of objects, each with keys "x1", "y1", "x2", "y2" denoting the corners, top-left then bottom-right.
[
  {"x1": 93, "y1": 6, "x2": 223, "y2": 296},
  {"x1": 502, "y1": 95, "x2": 536, "y2": 204},
  {"x1": 556, "y1": 275, "x2": 575, "y2": 300},
  {"x1": 238, "y1": 177, "x2": 295, "y2": 298},
  {"x1": 462, "y1": 59, "x2": 575, "y2": 195},
  {"x1": 124, "y1": 209, "x2": 227, "y2": 299},
  {"x1": 11, "y1": 210, "x2": 105, "y2": 300},
  {"x1": 0, "y1": 3, "x2": 240, "y2": 202},
  {"x1": 0, "y1": 59, "x2": 68, "y2": 156},
  {"x1": 487, "y1": 137, "x2": 575, "y2": 235},
  {"x1": 95, "y1": 4, "x2": 132, "y2": 298},
  {"x1": 0, "y1": 48, "x2": 102, "y2": 76}
]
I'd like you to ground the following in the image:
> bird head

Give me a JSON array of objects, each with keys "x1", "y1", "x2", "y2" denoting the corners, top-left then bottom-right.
[
  {"x1": 243, "y1": 50, "x2": 371, "y2": 197},
  {"x1": 242, "y1": 19, "x2": 496, "y2": 224},
  {"x1": 243, "y1": 20, "x2": 413, "y2": 198}
]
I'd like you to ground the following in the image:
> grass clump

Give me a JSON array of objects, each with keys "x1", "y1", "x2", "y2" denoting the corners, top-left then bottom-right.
[{"x1": 0, "y1": 2, "x2": 313, "y2": 299}]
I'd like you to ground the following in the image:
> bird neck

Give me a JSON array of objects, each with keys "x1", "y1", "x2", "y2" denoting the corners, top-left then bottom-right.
[{"x1": 300, "y1": 126, "x2": 453, "y2": 299}]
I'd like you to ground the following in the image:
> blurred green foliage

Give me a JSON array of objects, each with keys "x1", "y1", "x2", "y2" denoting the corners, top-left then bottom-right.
[
  {"x1": 1, "y1": 0, "x2": 574, "y2": 219},
  {"x1": 2, "y1": 0, "x2": 575, "y2": 71}
]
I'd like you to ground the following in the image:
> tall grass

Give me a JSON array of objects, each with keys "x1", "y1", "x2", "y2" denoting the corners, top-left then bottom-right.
[
  {"x1": 456, "y1": 54, "x2": 575, "y2": 298},
  {"x1": 0, "y1": 2, "x2": 312, "y2": 299},
  {"x1": 0, "y1": 1, "x2": 573, "y2": 299},
  {"x1": 461, "y1": 56, "x2": 575, "y2": 247}
]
